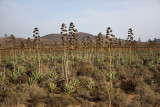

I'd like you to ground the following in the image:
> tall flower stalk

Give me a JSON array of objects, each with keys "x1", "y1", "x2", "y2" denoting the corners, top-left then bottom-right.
[
  {"x1": 33, "y1": 27, "x2": 40, "y2": 73},
  {"x1": 127, "y1": 28, "x2": 134, "y2": 65},
  {"x1": 106, "y1": 27, "x2": 115, "y2": 107},
  {"x1": 61, "y1": 23, "x2": 69, "y2": 85}
]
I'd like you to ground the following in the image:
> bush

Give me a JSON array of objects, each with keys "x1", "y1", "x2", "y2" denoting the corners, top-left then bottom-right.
[
  {"x1": 10, "y1": 71, "x2": 20, "y2": 83},
  {"x1": 77, "y1": 66, "x2": 96, "y2": 76},
  {"x1": 70, "y1": 78, "x2": 79, "y2": 87},
  {"x1": 49, "y1": 83, "x2": 56, "y2": 92},
  {"x1": 87, "y1": 78, "x2": 94, "y2": 91},
  {"x1": 6, "y1": 61, "x2": 14, "y2": 70},
  {"x1": 31, "y1": 71, "x2": 43, "y2": 81},
  {"x1": 135, "y1": 78, "x2": 160, "y2": 105},
  {"x1": 18, "y1": 65, "x2": 25, "y2": 74},
  {"x1": 154, "y1": 72, "x2": 160, "y2": 85},
  {"x1": 28, "y1": 77, "x2": 34, "y2": 86},
  {"x1": 148, "y1": 61, "x2": 154, "y2": 69},
  {"x1": 64, "y1": 84, "x2": 74, "y2": 95},
  {"x1": 120, "y1": 79, "x2": 136, "y2": 93},
  {"x1": 5, "y1": 89, "x2": 25, "y2": 106},
  {"x1": 77, "y1": 76, "x2": 89, "y2": 88},
  {"x1": 0, "y1": 72, "x2": 4, "y2": 81},
  {"x1": 136, "y1": 63, "x2": 142, "y2": 68},
  {"x1": 49, "y1": 70, "x2": 56, "y2": 80},
  {"x1": 29, "y1": 61, "x2": 36, "y2": 69},
  {"x1": 90, "y1": 86, "x2": 109, "y2": 102},
  {"x1": 92, "y1": 71, "x2": 104, "y2": 82},
  {"x1": 112, "y1": 88, "x2": 130, "y2": 106}
]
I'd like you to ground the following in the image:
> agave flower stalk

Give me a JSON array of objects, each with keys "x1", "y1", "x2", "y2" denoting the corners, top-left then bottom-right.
[
  {"x1": 106, "y1": 27, "x2": 114, "y2": 87},
  {"x1": 97, "y1": 33, "x2": 104, "y2": 62},
  {"x1": 49, "y1": 43, "x2": 53, "y2": 62},
  {"x1": 33, "y1": 27, "x2": 41, "y2": 74},
  {"x1": 4, "y1": 34, "x2": 8, "y2": 58},
  {"x1": 127, "y1": 28, "x2": 134, "y2": 65},
  {"x1": 20, "y1": 40, "x2": 25, "y2": 61},
  {"x1": 106, "y1": 27, "x2": 116, "y2": 107},
  {"x1": 118, "y1": 38, "x2": 122, "y2": 64},
  {"x1": 69, "y1": 22, "x2": 78, "y2": 60},
  {"x1": 147, "y1": 39, "x2": 152, "y2": 57},
  {"x1": 53, "y1": 37, "x2": 58, "y2": 64},
  {"x1": 61, "y1": 23, "x2": 69, "y2": 85},
  {"x1": 26, "y1": 37, "x2": 32, "y2": 57},
  {"x1": 51, "y1": 37, "x2": 57, "y2": 62},
  {"x1": 86, "y1": 36, "x2": 90, "y2": 60},
  {"x1": 9, "y1": 34, "x2": 16, "y2": 72},
  {"x1": 153, "y1": 38, "x2": 158, "y2": 59},
  {"x1": 82, "y1": 37, "x2": 87, "y2": 59},
  {"x1": 0, "y1": 43, "x2": 1, "y2": 63},
  {"x1": 133, "y1": 40, "x2": 137, "y2": 60},
  {"x1": 87, "y1": 36, "x2": 93, "y2": 63}
]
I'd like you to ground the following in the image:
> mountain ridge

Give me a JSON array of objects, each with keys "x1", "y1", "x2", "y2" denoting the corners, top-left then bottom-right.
[{"x1": 40, "y1": 32, "x2": 95, "y2": 42}]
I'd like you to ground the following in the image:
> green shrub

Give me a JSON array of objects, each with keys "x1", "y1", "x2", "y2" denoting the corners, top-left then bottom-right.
[
  {"x1": 121, "y1": 79, "x2": 136, "y2": 93},
  {"x1": 77, "y1": 66, "x2": 95, "y2": 76},
  {"x1": 157, "y1": 58, "x2": 160, "y2": 64},
  {"x1": 155, "y1": 72, "x2": 160, "y2": 83},
  {"x1": 31, "y1": 71, "x2": 43, "y2": 81},
  {"x1": 42, "y1": 56, "x2": 48, "y2": 61},
  {"x1": 19, "y1": 66, "x2": 25, "y2": 74},
  {"x1": 64, "y1": 84, "x2": 73, "y2": 95},
  {"x1": 30, "y1": 55, "x2": 37, "y2": 60},
  {"x1": 10, "y1": 71, "x2": 20, "y2": 83},
  {"x1": 136, "y1": 63, "x2": 142, "y2": 68},
  {"x1": 108, "y1": 71, "x2": 116, "y2": 81},
  {"x1": 112, "y1": 88, "x2": 130, "y2": 106},
  {"x1": 148, "y1": 61, "x2": 154, "y2": 69},
  {"x1": 87, "y1": 78, "x2": 94, "y2": 91},
  {"x1": 6, "y1": 61, "x2": 14, "y2": 70},
  {"x1": 29, "y1": 61, "x2": 36, "y2": 69},
  {"x1": 49, "y1": 71, "x2": 56, "y2": 79},
  {"x1": 94, "y1": 57, "x2": 101, "y2": 63},
  {"x1": 155, "y1": 58, "x2": 160, "y2": 64},
  {"x1": 28, "y1": 77, "x2": 34, "y2": 86},
  {"x1": 70, "y1": 78, "x2": 79, "y2": 87},
  {"x1": 49, "y1": 83, "x2": 56, "y2": 92},
  {"x1": 4, "y1": 57, "x2": 11, "y2": 63},
  {"x1": 120, "y1": 59, "x2": 127, "y2": 66},
  {"x1": 0, "y1": 72, "x2": 4, "y2": 81}
]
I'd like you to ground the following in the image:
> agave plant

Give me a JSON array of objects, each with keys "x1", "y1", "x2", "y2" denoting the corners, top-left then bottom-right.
[
  {"x1": 10, "y1": 70, "x2": 20, "y2": 83},
  {"x1": 28, "y1": 77, "x2": 34, "y2": 86},
  {"x1": 64, "y1": 84, "x2": 73, "y2": 95},
  {"x1": 49, "y1": 83, "x2": 56, "y2": 92},
  {"x1": 33, "y1": 27, "x2": 41, "y2": 74},
  {"x1": 87, "y1": 78, "x2": 94, "y2": 91},
  {"x1": 0, "y1": 72, "x2": 4, "y2": 81},
  {"x1": 61, "y1": 23, "x2": 70, "y2": 85},
  {"x1": 127, "y1": 28, "x2": 134, "y2": 65}
]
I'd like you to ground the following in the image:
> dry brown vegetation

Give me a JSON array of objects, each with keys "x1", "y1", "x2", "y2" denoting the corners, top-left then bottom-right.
[{"x1": 0, "y1": 23, "x2": 160, "y2": 107}]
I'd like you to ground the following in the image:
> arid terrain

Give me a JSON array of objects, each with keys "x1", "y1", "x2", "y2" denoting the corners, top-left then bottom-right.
[{"x1": 0, "y1": 27, "x2": 160, "y2": 107}]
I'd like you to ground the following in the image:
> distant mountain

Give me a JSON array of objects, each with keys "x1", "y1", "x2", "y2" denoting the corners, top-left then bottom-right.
[
  {"x1": 41, "y1": 32, "x2": 127, "y2": 44},
  {"x1": 157, "y1": 39, "x2": 160, "y2": 43},
  {"x1": 0, "y1": 37, "x2": 26, "y2": 44},
  {"x1": 41, "y1": 34, "x2": 62, "y2": 42},
  {"x1": 41, "y1": 32, "x2": 95, "y2": 43}
]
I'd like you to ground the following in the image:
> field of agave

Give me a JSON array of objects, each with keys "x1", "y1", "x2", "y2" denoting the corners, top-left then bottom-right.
[{"x1": 0, "y1": 23, "x2": 160, "y2": 107}]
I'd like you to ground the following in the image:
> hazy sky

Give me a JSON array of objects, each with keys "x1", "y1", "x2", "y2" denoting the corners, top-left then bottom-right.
[{"x1": 0, "y1": 0, "x2": 160, "y2": 41}]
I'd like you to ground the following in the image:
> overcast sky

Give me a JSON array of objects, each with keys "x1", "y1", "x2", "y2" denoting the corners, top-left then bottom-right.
[{"x1": 0, "y1": 0, "x2": 160, "y2": 41}]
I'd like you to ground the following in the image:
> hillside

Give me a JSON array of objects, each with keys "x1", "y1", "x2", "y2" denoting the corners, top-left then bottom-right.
[
  {"x1": 157, "y1": 39, "x2": 160, "y2": 43},
  {"x1": 41, "y1": 32, "x2": 95, "y2": 43}
]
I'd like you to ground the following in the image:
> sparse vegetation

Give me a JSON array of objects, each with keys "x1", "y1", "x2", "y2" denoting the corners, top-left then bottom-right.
[
  {"x1": 28, "y1": 77, "x2": 34, "y2": 86},
  {"x1": 0, "y1": 23, "x2": 159, "y2": 107},
  {"x1": 49, "y1": 83, "x2": 56, "y2": 92}
]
